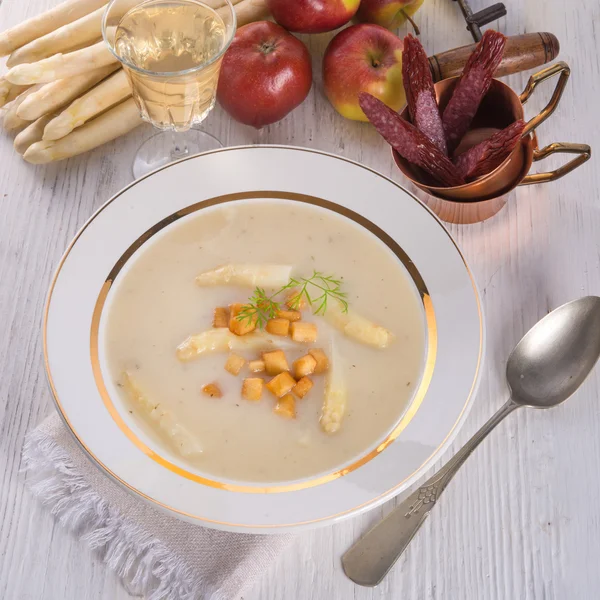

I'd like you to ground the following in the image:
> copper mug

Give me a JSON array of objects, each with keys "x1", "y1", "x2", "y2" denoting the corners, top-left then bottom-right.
[{"x1": 393, "y1": 62, "x2": 591, "y2": 224}]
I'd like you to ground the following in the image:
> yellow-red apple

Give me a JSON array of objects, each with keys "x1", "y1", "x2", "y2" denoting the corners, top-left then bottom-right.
[
  {"x1": 323, "y1": 24, "x2": 405, "y2": 121},
  {"x1": 267, "y1": 0, "x2": 361, "y2": 34},
  {"x1": 356, "y1": 0, "x2": 425, "y2": 31}
]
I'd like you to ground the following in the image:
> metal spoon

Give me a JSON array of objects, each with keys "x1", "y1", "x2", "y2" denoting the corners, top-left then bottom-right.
[{"x1": 343, "y1": 296, "x2": 600, "y2": 587}]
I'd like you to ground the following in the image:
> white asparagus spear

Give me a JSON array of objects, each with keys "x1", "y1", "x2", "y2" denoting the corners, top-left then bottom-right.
[
  {"x1": 2, "y1": 85, "x2": 41, "y2": 131},
  {"x1": 219, "y1": 0, "x2": 269, "y2": 26},
  {"x1": 324, "y1": 302, "x2": 394, "y2": 349},
  {"x1": 196, "y1": 264, "x2": 292, "y2": 288},
  {"x1": 23, "y1": 97, "x2": 143, "y2": 164},
  {"x1": 43, "y1": 70, "x2": 131, "y2": 141},
  {"x1": 122, "y1": 371, "x2": 202, "y2": 457},
  {"x1": 14, "y1": 113, "x2": 55, "y2": 155},
  {"x1": 17, "y1": 64, "x2": 119, "y2": 121},
  {"x1": 320, "y1": 345, "x2": 347, "y2": 434},
  {"x1": 7, "y1": 6, "x2": 106, "y2": 67},
  {"x1": 2, "y1": 108, "x2": 29, "y2": 132},
  {"x1": 176, "y1": 329, "x2": 297, "y2": 362},
  {"x1": 0, "y1": 78, "x2": 31, "y2": 108},
  {"x1": 6, "y1": 41, "x2": 117, "y2": 85},
  {"x1": 0, "y1": 0, "x2": 107, "y2": 57}
]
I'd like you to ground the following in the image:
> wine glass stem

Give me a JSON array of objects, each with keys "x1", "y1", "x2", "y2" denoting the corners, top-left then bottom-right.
[{"x1": 171, "y1": 129, "x2": 189, "y2": 159}]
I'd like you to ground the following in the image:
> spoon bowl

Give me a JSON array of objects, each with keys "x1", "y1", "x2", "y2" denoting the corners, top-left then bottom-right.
[{"x1": 507, "y1": 296, "x2": 600, "y2": 408}]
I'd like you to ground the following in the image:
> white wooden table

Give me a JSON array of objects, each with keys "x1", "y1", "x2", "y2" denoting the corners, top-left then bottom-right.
[{"x1": 1, "y1": 0, "x2": 599, "y2": 598}]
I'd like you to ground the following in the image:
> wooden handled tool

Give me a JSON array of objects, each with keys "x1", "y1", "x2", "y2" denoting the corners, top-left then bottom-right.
[{"x1": 429, "y1": 32, "x2": 560, "y2": 82}]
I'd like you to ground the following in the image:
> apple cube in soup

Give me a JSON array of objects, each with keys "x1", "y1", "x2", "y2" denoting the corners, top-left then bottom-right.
[
  {"x1": 285, "y1": 289, "x2": 307, "y2": 310},
  {"x1": 262, "y1": 349, "x2": 289, "y2": 375},
  {"x1": 266, "y1": 372, "x2": 296, "y2": 398},
  {"x1": 242, "y1": 378, "x2": 264, "y2": 401},
  {"x1": 276, "y1": 309, "x2": 301, "y2": 322},
  {"x1": 202, "y1": 383, "x2": 223, "y2": 398},
  {"x1": 229, "y1": 303, "x2": 257, "y2": 336},
  {"x1": 225, "y1": 353, "x2": 246, "y2": 375},
  {"x1": 265, "y1": 318, "x2": 290, "y2": 336},
  {"x1": 213, "y1": 307, "x2": 229, "y2": 328},
  {"x1": 274, "y1": 394, "x2": 296, "y2": 419},
  {"x1": 293, "y1": 376, "x2": 313, "y2": 399},
  {"x1": 293, "y1": 354, "x2": 317, "y2": 379},
  {"x1": 290, "y1": 322, "x2": 318, "y2": 343},
  {"x1": 248, "y1": 359, "x2": 265, "y2": 373},
  {"x1": 308, "y1": 348, "x2": 329, "y2": 374}
]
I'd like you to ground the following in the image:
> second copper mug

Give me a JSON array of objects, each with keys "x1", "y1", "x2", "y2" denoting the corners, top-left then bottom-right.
[{"x1": 393, "y1": 62, "x2": 591, "y2": 224}]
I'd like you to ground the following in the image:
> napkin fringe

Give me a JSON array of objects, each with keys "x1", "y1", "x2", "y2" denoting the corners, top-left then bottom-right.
[{"x1": 22, "y1": 427, "x2": 215, "y2": 600}]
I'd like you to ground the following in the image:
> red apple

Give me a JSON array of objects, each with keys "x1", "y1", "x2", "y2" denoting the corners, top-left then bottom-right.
[
  {"x1": 356, "y1": 0, "x2": 425, "y2": 31},
  {"x1": 217, "y1": 22, "x2": 312, "y2": 128},
  {"x1": 323, "y1": 24, "x2": 405, "y2": 121},
  {"x1": 267, "y1": 0, "x2": 361, "y2": 34}
]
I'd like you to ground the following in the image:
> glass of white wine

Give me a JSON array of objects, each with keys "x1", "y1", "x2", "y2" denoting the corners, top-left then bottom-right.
[{"x1": 102, "y1": 0, "x2": 236, "y2": 178}]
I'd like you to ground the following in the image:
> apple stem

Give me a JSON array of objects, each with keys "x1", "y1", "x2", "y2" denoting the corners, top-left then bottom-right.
[{"x1": 400, "y1": 10, "x2": 420, "y2": 35}]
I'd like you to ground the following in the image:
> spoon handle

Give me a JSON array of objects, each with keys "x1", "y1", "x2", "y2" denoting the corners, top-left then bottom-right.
[{"x1": 342, "y1": 399, "x2": 519, "y2": 587}]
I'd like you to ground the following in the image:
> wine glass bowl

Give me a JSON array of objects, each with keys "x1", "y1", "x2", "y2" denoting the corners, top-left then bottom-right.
[{"x1": 102, "y1": 0, "x2": 236, "y2": 176}]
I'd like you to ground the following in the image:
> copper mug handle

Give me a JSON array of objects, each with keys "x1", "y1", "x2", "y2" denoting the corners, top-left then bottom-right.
[{"x1": 517, "y1": 62, "x2": 591, "y2": 185}]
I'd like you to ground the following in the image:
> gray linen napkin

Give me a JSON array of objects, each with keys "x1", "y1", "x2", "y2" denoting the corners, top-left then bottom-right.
[{"x1": 23, "y1": 413, "x2": 294, "y2": 600}]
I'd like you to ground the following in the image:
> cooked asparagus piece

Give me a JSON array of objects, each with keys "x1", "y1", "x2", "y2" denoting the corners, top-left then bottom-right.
[
  {"x1": 43, "y1": 69, "x2": 131, "y2": 140},
  {"x1": 196, "y1": 264, "x2": 292, "y2": 288},
  {"x1": 23, "y1": 98, "x2": 142, "y2": 164},
  {"x1": 319, "y1": 347, "x2": 347, "y2": 434},
  {"x1": 324, "y1": 302, "x2": 394, "y2": 349},
  {"x1": 7, "y1": 6, "x2": 106, "y2": 67},
  {"x1": 6, "y1": 41, "x2": 117, "y2": 84},
  {"x1": 122, "y1": 371, "x2": 202, "y2": 457},
  {"x1": 14, "y1": 113, "x2": 54, "y2": 155},
  {"x1": 17, "y1": 65, "x2": 118, "y2": 121},
  {"x1": 177, "y1": 329, "x2": 297, "y2": 362},
  {"x1": 0, "y1": 0, "x2": 107, "y2": 57}
]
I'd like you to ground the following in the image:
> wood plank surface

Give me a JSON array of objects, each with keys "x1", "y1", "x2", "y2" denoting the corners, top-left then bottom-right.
[{"x1": 1, "y1": 0, "x2": 599, "y2": 598}]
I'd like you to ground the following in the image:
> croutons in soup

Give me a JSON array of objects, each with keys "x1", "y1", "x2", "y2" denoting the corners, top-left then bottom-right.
[{"x1": 103, "y1": 200, "x2": 426, "y2": 482}]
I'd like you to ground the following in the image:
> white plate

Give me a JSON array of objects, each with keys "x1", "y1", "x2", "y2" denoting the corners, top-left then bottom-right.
[{"x1": 44, "y1": 146, "x2": 483, "y2": 533}]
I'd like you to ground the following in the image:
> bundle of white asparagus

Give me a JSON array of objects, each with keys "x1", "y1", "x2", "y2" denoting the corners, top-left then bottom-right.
[{"x1": 0, "y1": 0, "x2": 270, "y2": 163}]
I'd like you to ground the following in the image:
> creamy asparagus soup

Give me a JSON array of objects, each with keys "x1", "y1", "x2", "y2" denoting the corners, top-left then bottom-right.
[{"x1": 103, "y1": 200, "x2": 426, "y2": 483}]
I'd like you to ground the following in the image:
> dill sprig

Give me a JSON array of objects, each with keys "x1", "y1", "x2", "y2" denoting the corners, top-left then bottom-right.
[
  {"x1": 236, "y1": 287, "x2": 280, "y2": 329},
  {"x1": 237, "y1": 271, "x2": 349, "y2": 328},
  {"x1": 286, "y1": 272, "x2": 349, "y2": 315}
]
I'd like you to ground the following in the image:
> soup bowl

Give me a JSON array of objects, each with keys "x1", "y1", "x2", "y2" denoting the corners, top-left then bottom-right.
[{"x1": 44, "y1": 146, "x2": 483, "y2": 532}]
